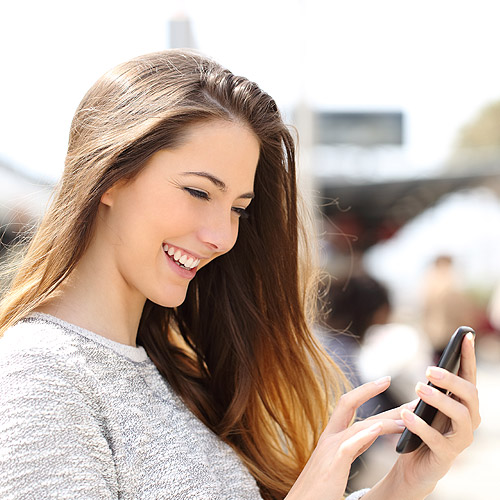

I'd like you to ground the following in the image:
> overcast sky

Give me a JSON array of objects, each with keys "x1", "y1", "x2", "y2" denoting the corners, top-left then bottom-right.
[{"x1": 2, "y1": 0, "x2": 500, "y2": 181}]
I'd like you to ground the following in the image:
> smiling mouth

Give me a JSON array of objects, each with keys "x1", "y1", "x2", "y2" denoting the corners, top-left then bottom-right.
[{"x1": 163, "y1": 244, "x2": 201, "y2": 270}]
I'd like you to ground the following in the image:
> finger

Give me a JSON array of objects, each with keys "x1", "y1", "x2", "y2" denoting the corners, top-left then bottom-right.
[
  {"x1": 401, "y1": 409, "x2": 452, "y2": 457},
  {"x1": 425, "y1": 366, "x2": 481, "y2": 429},
  {"x1": 323, "y1": 417, "x2": 405, "y2": 447},
  {"x1": 336, "y1": 422, "x2": 384, "y2": 463},
  {"x1": 352, "y1": 417, "x2": 406, "y2": 437},
  {"x1": 458, "y1": 332, "x2": 477, "y2": 385},
  {"x1": 415, "y1": 382, "x2": 474, "y2": 441},
  {"x1": 365, "y1": 399, "x2": 419, "y2": 421},
  {"x1": 326, "y1": 376, "x2": 391, "y2": 433}
]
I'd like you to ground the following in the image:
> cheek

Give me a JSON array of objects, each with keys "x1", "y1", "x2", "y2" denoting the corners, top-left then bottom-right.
[{"x1": 134, "y1": 192, "x2": 194, "y2": 240}]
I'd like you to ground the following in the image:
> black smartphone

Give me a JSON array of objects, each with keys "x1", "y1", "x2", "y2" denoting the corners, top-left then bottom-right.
[{"x1": 395, "y1": 325, "x2": 475, "y2": 454}]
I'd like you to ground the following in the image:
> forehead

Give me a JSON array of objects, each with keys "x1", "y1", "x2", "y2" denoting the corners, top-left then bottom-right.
[
  {"x1": 155, "y1": 120, "x2": 260, "y2": 185},
  {"x1": 181, "y1": 119, "x2": 259, "y2": 153}
]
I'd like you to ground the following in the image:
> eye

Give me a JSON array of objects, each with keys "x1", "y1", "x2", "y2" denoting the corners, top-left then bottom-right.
[
  {"x1": 184, "y1": 187, "x2": 210, "y2": 201},
  {"x1": 232, "y1": 206, "x2": 250, "y2": 219}
]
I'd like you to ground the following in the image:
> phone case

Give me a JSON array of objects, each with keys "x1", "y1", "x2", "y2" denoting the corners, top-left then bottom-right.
[{"x1": 395, "y1": 326, "x2": 475, "y2": 454}]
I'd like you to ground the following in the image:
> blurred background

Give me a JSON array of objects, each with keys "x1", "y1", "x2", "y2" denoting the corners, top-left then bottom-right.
[{"x1": 1, "y1": 1, "x2": 499, "y2": 498}]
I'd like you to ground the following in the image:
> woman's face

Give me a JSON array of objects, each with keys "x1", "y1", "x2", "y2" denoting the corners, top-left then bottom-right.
[{"x1": 98, "y1": 120, "x2": 260, "y2": 308}]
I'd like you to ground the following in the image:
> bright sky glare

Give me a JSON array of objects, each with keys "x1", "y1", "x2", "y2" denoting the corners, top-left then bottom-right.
[{"x1": 1, "y1": 0, "x2": 500, "y2": 181}]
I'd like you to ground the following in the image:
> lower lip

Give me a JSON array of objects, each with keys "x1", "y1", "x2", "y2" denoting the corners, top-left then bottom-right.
[{"x1": 164, "y1": 251, "x2": 198, "y2": 279}]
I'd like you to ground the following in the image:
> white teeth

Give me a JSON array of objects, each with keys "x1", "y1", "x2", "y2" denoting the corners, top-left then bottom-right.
[{"x1": 163, "y1": 244, "x2": 200, "y2": 270}]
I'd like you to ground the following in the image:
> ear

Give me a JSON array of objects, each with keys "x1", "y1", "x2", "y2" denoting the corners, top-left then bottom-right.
[{"x1": 100, "y1": 184, "x2": 117, "y2": 207}]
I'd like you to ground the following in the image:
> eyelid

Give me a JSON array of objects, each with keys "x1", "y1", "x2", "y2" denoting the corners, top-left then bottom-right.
[
  {"x1": 184, "y1": 187, "x2": 210, "y2": 200},
  {"x1": 185, "y1": 185, "x2": 251, "y2": 218},
  {"x1": 232, "y1": 207, "x2": 250, "y2": 219},
  {"x1": 232, "y1": 200, "x2": 252, "y2": 219}
]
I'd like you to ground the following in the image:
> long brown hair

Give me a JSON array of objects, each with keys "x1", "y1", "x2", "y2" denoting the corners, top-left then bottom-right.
[{"x1": 0, "y1": 50, "x2": 347, "y2": 499}]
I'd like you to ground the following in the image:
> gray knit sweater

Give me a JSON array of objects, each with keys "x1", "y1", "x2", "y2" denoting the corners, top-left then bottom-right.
[{"x1": 0, "y1": 313, "x2": 368, "y2": 500}]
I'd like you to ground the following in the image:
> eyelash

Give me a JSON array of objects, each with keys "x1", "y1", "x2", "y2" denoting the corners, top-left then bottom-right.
[
  {"x1": 184, "y1": 188, "x2": 250, "y2": 219},
  {"x1": 184, "y1": 187, "x2": 210, "y2": 201},
  {"x1": 232, "y1": 207, "x2": 250, "y2": 219}
]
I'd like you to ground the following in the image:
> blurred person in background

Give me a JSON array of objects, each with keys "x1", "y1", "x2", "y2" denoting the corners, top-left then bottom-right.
[
  {"x1": 421, "y1": 255, "x2": 475, "y2": 362},
  {"x1": 0, "y1": 50, "x2": 480, "y2": 500},
  {"x1": 488, "y1": 280, "x2": 500, "y2": 333},
  {"x1": 481, "y1": 280, "x2": 500, "y2": 362},
  {"x1": 318, "y1": 273, "x2": 399, "y2": 491},
  {"x1": 319, "y1": 274, "x2": 394, "y2": 411},
  {"x1": 320, "y1": 273, "x2": 431, "y2": 420}
]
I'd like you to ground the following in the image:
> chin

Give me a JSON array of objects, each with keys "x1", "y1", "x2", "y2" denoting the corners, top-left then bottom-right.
[{"x1": 149, "y1": 289, "x2": 189, "y2": 309}]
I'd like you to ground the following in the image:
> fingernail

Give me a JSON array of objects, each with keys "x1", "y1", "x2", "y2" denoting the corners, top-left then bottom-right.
[
  {"x1": 374, "y1": 375, "x2": 391, "y2": 386},
  {"x1": 426, "y1": 366, "x2": 445, "y2": 380},
  {"x1": 416, "y1": 382, "x2": 433, "y2": 395},
  {"x1": 369, "y1": 422, "x2": 383, "y2": 434},
  {"x1": 401, "y1": 409, "x2": 415, "y2": 423},
  {"x1": 395, "y1": 419, "x2": 406, "y2": 427},
  {"x1": 466, "y1": 332, "x2": 475, "y2": 348}
]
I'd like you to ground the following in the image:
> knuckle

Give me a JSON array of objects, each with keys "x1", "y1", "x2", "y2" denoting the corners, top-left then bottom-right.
[
  {"x1": 337, "y1": 393, "x2": 355, "y2": 414},
  {"x1": 472, "y1": 385, "x2": 479, "y2": 402},
  {"x1": 338, "y1": 392, "x2": 351, "y2": 407},
  {"x1": 464, "y1": 384, "x2": 479, "y2": 402},
  {"x1": 475, "y1": 413, "x2": 482, "y2": 429},
  {"x1": 337, "y1": 441, "x2": 353, "y2": 461},
  {"x1": 455, "y1": 404, "x2": 470, "y2": 423}
]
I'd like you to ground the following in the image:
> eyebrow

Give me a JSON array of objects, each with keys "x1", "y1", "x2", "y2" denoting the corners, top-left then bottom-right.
[{"x1": 181, "y1": 171, "x2": 255, "y2": 199}]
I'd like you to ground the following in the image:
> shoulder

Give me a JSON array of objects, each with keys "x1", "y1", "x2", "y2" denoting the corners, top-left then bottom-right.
[
  {"x1": 0, "y1": 314, "x2": 103, "y2": 404},
  {"x1": 0, "y1": 312, "x2": 153, "y2": 404},
  {"x1": 1, "y1": 313, "x2": 84, "y2": 370},
  {"x1": 0, "y1": 317, "x2": 120, "y2": 498},
  {"x1": 0, "y1": 314, "x2": 109, "y2": 447},
  {"x1": 2, "y1": 312, "x2": 77, "y2": 346},
  {"x1": 0, "y1": 312, "x2": 141, "y2": 368}
]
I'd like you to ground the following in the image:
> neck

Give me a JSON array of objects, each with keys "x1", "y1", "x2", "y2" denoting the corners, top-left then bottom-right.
[{"x1": 36, "y1": 244, "x2": 146, "y2": 348}]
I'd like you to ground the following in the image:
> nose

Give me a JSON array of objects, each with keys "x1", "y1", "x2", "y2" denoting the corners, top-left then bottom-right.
[{"x1": 198, "y1": 209, "x2": 238, "y2": 255}]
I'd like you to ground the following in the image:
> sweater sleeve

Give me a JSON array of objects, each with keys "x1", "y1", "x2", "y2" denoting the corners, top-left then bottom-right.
[
  {"x1": 0, "y1": 347, "x2": 118, "y2": 499},
  {"x1": 346, "y1": 488, "x2": 370, "y2": 499}
]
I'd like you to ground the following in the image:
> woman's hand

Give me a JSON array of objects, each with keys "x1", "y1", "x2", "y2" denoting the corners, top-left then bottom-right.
[
  {"x1": 366, "y1": 332, "x2": 481, "y2": 500},
  {"x1": 285, "y1": 376, "x2": 407, "y2": 500}
]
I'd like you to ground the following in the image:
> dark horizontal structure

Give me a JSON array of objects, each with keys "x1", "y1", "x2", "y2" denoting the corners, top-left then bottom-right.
[
  {"x1": 315, "y1": 111, "x2": 404, "y2": 147},
  {"x1": 316, "y1": 170, "x2": 500, "y2": 251}
]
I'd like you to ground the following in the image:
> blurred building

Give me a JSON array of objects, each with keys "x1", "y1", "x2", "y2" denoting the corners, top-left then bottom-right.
[
  {"x1": 302, "y1": 109, "x2": 500, "y2": 255},
  {"x1": 0, "y1": 159, "x2": 53, "y2": 254},
  {"x1": 319, "y1": 169, "x2": 500, "y2": 254},
  {"x1": 168, "y1": 12, "x2": 197, "y2": 49}
]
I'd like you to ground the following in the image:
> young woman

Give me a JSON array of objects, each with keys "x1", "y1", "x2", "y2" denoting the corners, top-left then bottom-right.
[{"x1": 0, "y1": 49, "x2": 480, "y2": 500}]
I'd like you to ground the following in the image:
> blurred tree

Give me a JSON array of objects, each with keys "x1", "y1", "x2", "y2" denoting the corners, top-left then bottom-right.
[
  {"x1": 449, "y1": 99, "x2": 500, "y2": 172},
  {"x1": 456, "y1": 99, "x2": 500, "y2": 148}
]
